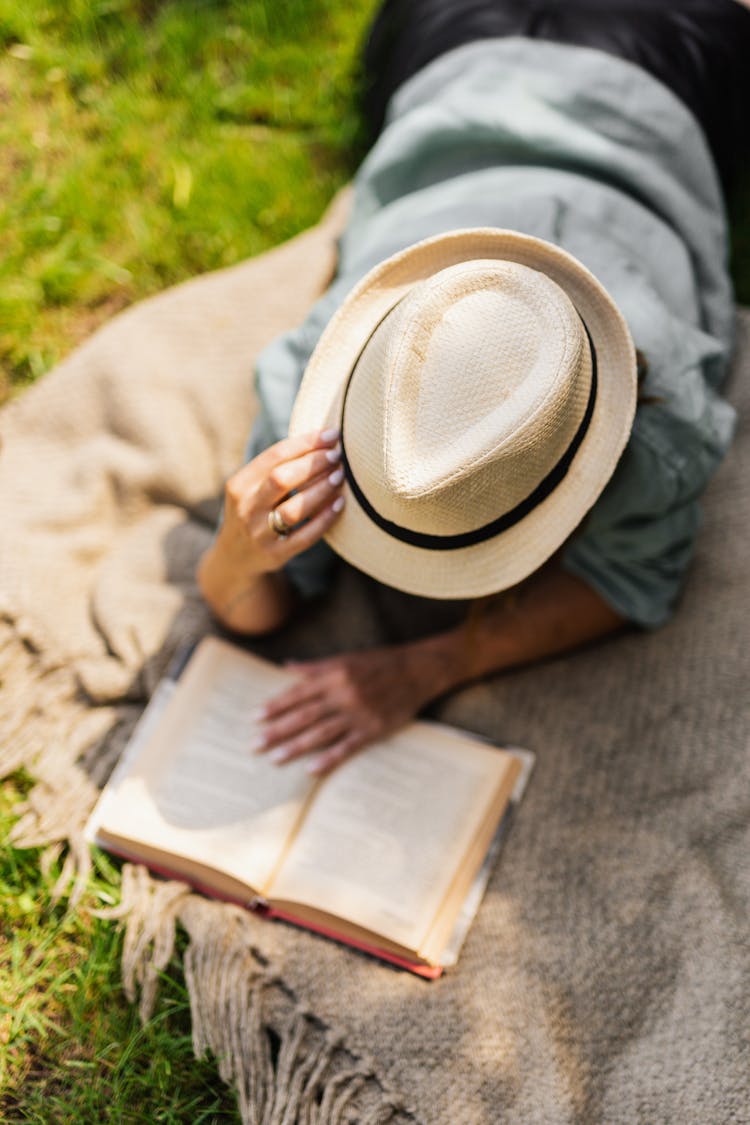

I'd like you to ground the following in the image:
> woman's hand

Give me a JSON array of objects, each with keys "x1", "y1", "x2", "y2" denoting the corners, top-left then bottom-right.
[
  {"x1": 197, "y1": 428, "x2": 345, "y2": 632},
  {"x1": 217, "y1": 427, "x2": 344, "y2": 579},
  {"x1": 254, "y1": 638, "x2": 463, "y2": 775},
  {"x1": 248, "y1": 563, "x2": 627, "y2": 771}
]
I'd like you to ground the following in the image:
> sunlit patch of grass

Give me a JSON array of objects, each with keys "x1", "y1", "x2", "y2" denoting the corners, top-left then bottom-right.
[
  {"x1": 0, "y1": 0, "x2": 376, "y2": 400},
  {"x1": 0, "y1": 774, "x2": 240, "y2": 1120}
]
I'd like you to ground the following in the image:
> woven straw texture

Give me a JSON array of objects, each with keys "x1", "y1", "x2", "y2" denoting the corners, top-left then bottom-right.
[
  {"x1": 1, "y1": 193, "x2": 748, "y2": 1123},
  {"x1": 289, "y1": 228, "x2": 636, "y2": 599}
]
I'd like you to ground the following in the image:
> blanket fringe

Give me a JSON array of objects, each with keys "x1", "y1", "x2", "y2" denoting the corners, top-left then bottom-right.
[
  {"x1": 1, "y1": 610, "x2": 88, "y2": 824},
  {"x1": 1, "y1": 602, "x2": 414, "y2": 1123},
  {"x1": 0, "y1": 608, "x2": 75, "y2": 781},
  {"x1": 106, "y1": 865, "x2": 415, "y2": 1125},
  {"x1": 0, "y1": 607, "x2": 131, "y2": 903}
]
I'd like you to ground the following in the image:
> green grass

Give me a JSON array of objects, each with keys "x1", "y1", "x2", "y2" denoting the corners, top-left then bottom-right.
[
  {"x1": 0, "y1": 0, "x2": 376, "y2": 400},
  {"x1": 2, "y1": 2, "x2": 750, "y2": 1116},
  {"x1": 0, "y1": 774, "x2": 242, "y2": 1121}
]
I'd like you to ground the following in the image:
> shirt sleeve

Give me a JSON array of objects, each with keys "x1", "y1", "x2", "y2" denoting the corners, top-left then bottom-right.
[{"x1": 562, "y1": 372, "x2": 736, "y2": 629}]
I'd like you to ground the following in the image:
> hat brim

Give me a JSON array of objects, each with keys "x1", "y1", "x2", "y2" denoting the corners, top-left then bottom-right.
[{"x1": 289, "y1": 228, "x2": 636, "y2": 599}]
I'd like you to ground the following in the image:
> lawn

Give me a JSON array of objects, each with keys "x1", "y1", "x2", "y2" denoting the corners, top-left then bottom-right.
[
  {"x1": 1, "y1": 779, "x2": 241, "y2": 1121},
  {"x1": 1, "y1": 3, "x2": 749, "y2": 1119},
  {"x1": 0, "y1": 0, "x2": 376, "y2": 403}
]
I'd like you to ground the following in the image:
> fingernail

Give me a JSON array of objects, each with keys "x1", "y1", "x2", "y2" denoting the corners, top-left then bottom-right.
[
  {"x1": 320, "y1": 427, "x2": 340, "y2": 443},
  {"x1": 249, "y1": 734, "x2": 267, "y2": 754},
  {"x1": 269, "y1": 746, "x2": 290, "y2": 765},
  {"x1": 325, "y1": 445, "x2": 342, "y2": 464},
  {"x1": 305, "y1": 758, "x2": 324, "y2": 776},
  {"x1": 328, "y1": 466, "x2": 344, "y2": 487},
  {"x1": 332, "y1": 495, "x2": 345, "y2": 513},
  {"x1": 249, "y1": 707, "x2": 266, "y2": 723}
]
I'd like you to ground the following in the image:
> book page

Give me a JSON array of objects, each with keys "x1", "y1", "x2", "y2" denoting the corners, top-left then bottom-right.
[
  {"x1": 96, "y1": 638, "x2": 316, "y2": 893},
  {"x1": 436, "y1": 747, "x2": 534, "y2": 966},
  {"x1": 268, "y1": 722, "x2": 516, "y2": 952}
]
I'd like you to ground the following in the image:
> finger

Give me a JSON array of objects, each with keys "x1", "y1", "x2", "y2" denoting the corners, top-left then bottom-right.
[
  {"x1": 283, "y1": 656, "x2": 342, "y2": 678},
  {"x1": 259, "y1": 428, "x2": 340, "y2": 469},
  {"x1": 266, "y1": 716, "x2": 350, "y2": 766},
  {"x1": 255, "y1": 428, "x2": 340, "y2": 475},
  {"x1": 305, "y1": 735, "x2": 363, "y2": 777},
  {"x1": 260, "y1": 445, "x2": 343, "y2": 507},
  {"x1": 270, "y1": 492, "x2": 345, "y2": 562},
  {"x1": 260, "y1": 678, "x2": 329, "y2": 722},
  {"x1": 266, "y1": 465, "x2": 344, "y2": 537},
  {"x1": 282, "y1": 656, "x2": 360, "y2": 685},
  {"x1": 258, "y1": 698, "x2": 334, "y2": 750},
  {"x1": 225, "y1": 430, "x2": 335, "y2": 497}
]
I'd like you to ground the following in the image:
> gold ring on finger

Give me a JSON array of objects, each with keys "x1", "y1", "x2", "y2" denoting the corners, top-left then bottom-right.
[{"x1": 268, "y1": 507, "x2": 293, "y2": 538}]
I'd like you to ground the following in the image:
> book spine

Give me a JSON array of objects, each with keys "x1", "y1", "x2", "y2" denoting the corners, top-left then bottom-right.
[
  {"x1": 91, "y1": 842, "x2": 443, "y2": 978},
  {"x1": 264, "y1": 906, "x2": 443, "y2": 980}
]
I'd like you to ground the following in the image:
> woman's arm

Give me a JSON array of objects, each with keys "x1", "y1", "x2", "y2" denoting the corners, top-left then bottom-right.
[
  {"x1": 440, "y1": 560, "x2": 626, "y2": 685},
  {"x1": 255, "y1": 561, "x2": 626, "y2": 774},
  {"x1": 197, "y1": 428, "x2": 344, "y2": 634}
]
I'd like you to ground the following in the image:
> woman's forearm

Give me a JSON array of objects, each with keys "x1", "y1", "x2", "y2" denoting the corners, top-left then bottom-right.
[{"x1": 405, "y1": 563, "x2": 627, "y2": 701}]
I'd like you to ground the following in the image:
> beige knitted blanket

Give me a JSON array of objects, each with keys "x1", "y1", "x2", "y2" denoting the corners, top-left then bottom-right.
[{"x1": 2, "y1": 192, "x2": 748, "y2": 1124}]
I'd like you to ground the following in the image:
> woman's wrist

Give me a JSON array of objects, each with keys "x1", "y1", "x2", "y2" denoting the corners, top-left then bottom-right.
[
  {"x1": 197, "y1": 538, "x2": 293, "y2": 634},
  {"x1": 401, "y1": 607, "x2": 527, "y2": 707},
  {"x1": 401, "y1": 627, "x2": 478, "y2": 708},
  {"x1": 197, "y1": 536, "x2": 258, "y2": 614}
]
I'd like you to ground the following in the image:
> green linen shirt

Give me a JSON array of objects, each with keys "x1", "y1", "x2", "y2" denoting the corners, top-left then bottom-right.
[{"x1": 245, "y1": 38, "x2": 736, "y2": 628}]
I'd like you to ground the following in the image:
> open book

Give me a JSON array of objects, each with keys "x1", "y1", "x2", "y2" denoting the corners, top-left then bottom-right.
[{"x1": 86, "y1": 636, "x2": 533, "y2": 976}]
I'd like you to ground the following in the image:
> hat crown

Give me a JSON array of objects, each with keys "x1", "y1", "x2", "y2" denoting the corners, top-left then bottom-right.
[{"x1": 343, "y1": 260, "x2": 592, "y2": 537}]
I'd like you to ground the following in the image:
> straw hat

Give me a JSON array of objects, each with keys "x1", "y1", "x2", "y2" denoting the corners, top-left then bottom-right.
[{"x1": 289, "y1": 228, "x2": 636, "y2": 599}]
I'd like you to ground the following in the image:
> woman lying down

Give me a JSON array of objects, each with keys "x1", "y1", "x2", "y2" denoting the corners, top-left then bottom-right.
[{"x1": 198, "y1": 0, "x2": 750, "y2": 775}]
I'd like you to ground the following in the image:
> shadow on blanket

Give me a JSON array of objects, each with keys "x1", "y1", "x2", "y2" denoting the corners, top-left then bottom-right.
[{"x1": 1, "y1": 191, "x2": 748, "y2": 1123}]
